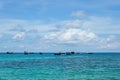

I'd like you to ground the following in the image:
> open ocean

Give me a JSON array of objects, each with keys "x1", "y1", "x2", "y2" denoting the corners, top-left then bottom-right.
[{"x1": 0, "y1": 53, "x2": 120, "y2": 80}]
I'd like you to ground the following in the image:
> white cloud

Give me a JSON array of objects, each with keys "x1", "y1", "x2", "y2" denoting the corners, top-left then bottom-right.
[
  {"x1": 100, "y1": 42, "x2": 120, "y2": 49},
  {"x1": 0, "y1": 19, "x2": 28, "y2": 34},
  {"x1": 44, "y1": 28, "x2": 97, "y2": 44},
  {"x1": 12, "y1": 32, "x2": 25, "y2": 40},
  {"x1": 59, "y1": 19, "x2": 83, "y2": 28},
  {"x1": 44, "y1": 28, "x2": 120, "y2": 49},
  {"x1": 0, "y1": 19, "x2": 57, "y2": 34},
  {"x1": 98, "y1": 35, "x2": 120, "y2": 49},
  {"x1": 9, "y1": 26, "x2": 26, "y2": 32},
  {"x1": 71, "y1": 11, "x2": 85, "y2": 18},
  {"x1": 0, "y1": 12, "x2": 120, "y2": 51},
  {"x1": 82, "y1": 16, "x2": 120, "y2": 34}
]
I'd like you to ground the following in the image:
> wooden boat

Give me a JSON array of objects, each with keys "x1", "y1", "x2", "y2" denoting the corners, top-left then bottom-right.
[
  {"x1": 66, "y1": 51, "x2": 75, "y2": 55},
  {"x1": 24, "y1": 51, "x2": 29, "y2": 55},
  {"x1": 6, "y1": 52, "x2": 13, "y2": 54}
]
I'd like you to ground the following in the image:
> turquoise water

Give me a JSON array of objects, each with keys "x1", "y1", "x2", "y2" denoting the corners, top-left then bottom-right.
[{"x1": 0, "y1": 53, "x2": 120, "y2": 80}]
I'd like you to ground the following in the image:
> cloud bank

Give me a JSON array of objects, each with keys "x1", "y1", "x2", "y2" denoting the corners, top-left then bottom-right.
[{"x1": 0, "y1": 10, "x2": 120, "y2": 52}]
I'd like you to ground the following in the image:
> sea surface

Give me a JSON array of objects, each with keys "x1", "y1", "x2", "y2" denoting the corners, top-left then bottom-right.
[{"x1": 0, "y1": 53, "x2": 120, "y2": 80}]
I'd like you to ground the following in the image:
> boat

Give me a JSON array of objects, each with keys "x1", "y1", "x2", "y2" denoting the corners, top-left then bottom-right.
[
  {"x1": 66, "y1": 51, "x2": 75, "y2": 55},
  {"x1": 6, "y1": 52, "x2": 13, "y2": 54},
  {"x1": 24, "y1": 51, "x2": 29, "y2": 55},
  {"x1": 54, "y1": 53, "x2": 62, "y2": 55},
  {"x1": 39, "y1": 52, "x2": 43, "y2": 55}
]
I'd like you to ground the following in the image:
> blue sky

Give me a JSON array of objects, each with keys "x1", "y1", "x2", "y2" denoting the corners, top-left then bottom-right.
[{"x1": 0, "y1": 0, "x2": 120, "y2": 52}]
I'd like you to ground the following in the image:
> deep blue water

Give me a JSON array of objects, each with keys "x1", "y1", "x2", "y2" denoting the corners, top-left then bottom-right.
[{"x1": 0, "y1": 53, "x2": 120, "y2": 80}]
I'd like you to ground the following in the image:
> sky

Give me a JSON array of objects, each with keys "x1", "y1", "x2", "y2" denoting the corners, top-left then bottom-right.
[{"x1": 0, "y1": 0, "x2": 120, "y2": 52}]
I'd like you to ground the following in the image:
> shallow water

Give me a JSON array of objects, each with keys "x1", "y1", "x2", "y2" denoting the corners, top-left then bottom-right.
[{"x1": 0, "y1": 53, "x2": 120, "y2": 80}]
